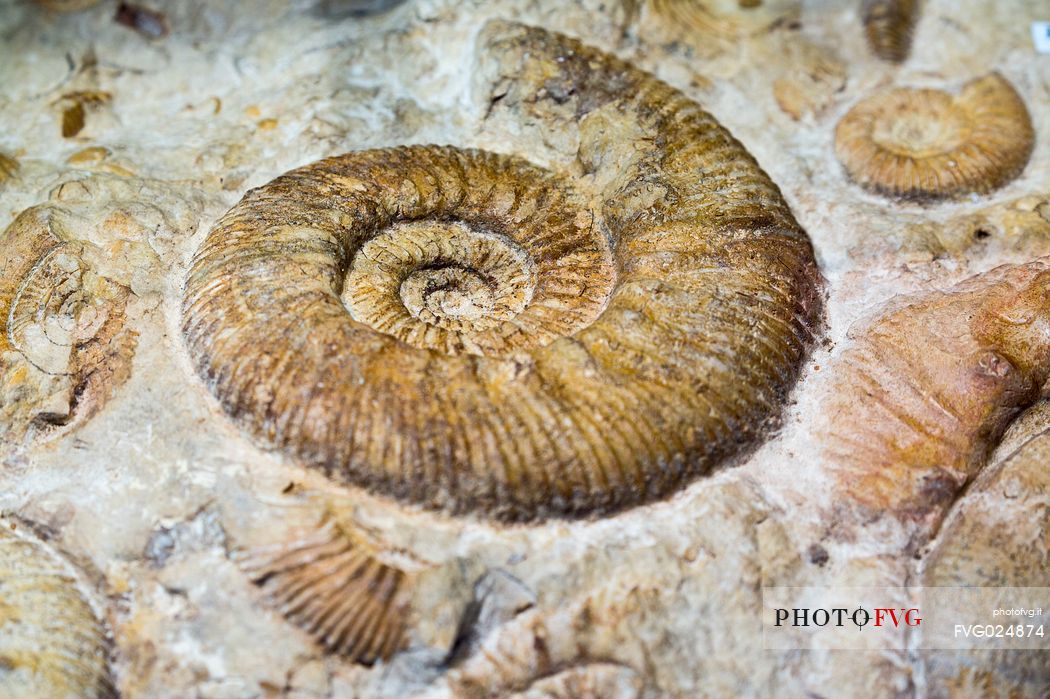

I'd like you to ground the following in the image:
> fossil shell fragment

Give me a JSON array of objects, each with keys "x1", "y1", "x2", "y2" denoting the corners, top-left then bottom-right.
[
  {"x1": 236, "y1": 518, "x2": 413, "y2": 665},
  {"x1": 834, "y1": 73, "x2": 1035, "y2": 202},
  {"x1": 823, "y1": 260, "x2": 1050, "y2": 531},
  {"x1": 771, "y1": 43, "x2": 846, "y2": 121},
  {"x1": 434, "y1": 574, "x2": 650, "y2": 699},
  {"x1": 0, "y1": 153, "x2": 18, "y2": 183},
  {"x1": 862, "y1": 0, "x2": 920, "y2": 63},
  {"x1": 0, "y1": 522, "x2": 114, "y2": 698},
  {"x1": 920, "y1": 429, "x2": 1050, "y2": 699},
  {"x1": 182, "y1": 22, "x2": 822, "y2": 522},
  {"x1": 0, "y1": 207, "x2": 135, "y2": 443},
  {"x1": 648, "y1": 0, "x2": 799, "y2": 39}
]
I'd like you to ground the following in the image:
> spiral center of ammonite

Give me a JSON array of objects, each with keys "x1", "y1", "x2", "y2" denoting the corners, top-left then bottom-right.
[
  {"x1": 342, "y1": 220, "x2": 544, "y2": 356},
  {"x1": 872, "y1": 96, "x2": 964, "y2": 158},
  {"x1": 400, "y1": 266, "x2": 505, "y2": 322}
]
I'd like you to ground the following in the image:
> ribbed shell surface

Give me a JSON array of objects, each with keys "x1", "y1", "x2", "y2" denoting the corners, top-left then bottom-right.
[
  {"x1": 0, "y1": 525, "x2": 112, "y2": 698},
  {"x1": 182, "y1": 22, "x2": 822, "y2": 522}
]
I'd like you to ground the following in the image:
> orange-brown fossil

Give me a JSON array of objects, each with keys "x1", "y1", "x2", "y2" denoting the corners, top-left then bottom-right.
[
  {"x1": 648, "y1": 0, "x2": 799, "y2": 39},
  {"x1": 862, "y1": 0, "x2": 920, "y2": 63},
  {"x1": 182, "y1": 21, "x2": 821, "y2": 522},
  {"x1": 822, "y1": 260, "x2": 1050, "y2": 531},
  {"x1": 834, "y1": 73, "x2": 1034, "y2": 202},
  {"x1": 0, "y1": 521, "x2": 114, "y2": 698},
  {"x1": 0, "y1": 152, "x2": 18, "y2": 184},
  {"x1": 0, "y1": 207, "x2": 136, "y2": 444},
  {"x1": 236, "y1": 517, "x2": 416, "y2": 665}
]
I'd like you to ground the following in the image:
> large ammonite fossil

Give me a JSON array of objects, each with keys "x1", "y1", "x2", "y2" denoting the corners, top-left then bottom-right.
[
  {"x1": 0, "y1": 521, "x2": 114, "y2": 698},
  {"x1": 834, "y1": 73, "x2": 1034, "y2": 202},
  {"x1": 183, "y1": 21, "x2": 821, "y2": 523}
]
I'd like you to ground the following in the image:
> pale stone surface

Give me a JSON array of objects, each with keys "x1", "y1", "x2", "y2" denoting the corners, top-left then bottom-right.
[{"x1": 0, "y1": 1, "x2": 1047, "y2": 697}]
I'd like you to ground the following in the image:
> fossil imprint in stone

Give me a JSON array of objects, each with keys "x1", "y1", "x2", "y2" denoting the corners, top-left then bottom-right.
[
  {"x1": 0, "y1": 207, "x2": 135, "y2": 444},
  {"x1": 235, "y1": 515, "x2": 418, "y2": 664},
  {"x1": 822, "y1": 260, "x2": 1050, "y2": 533},
  {"x1": 646, "y1": 0, "x2": 799, "y2": 39},
  {"x1": 0, "y1": 522, "x2": 114, "y2": 699},
  {"x1": 183, "y1": 21, "x2": 822, "y2": 524},
  {"x1": 834, "y1": 73, "x2": 1035, "y2": 202},
  {"x1": 861, "y1": 0, "x2": 920, "y2": 63}
]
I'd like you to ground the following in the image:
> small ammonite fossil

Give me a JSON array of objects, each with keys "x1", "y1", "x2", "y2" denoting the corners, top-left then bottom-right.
[
  {"x1": 0, "y1": 207, "x2": 135, "y2": 443},
  {"x1": 834, "y1": 73, "x2": 1035, "y2": 202},
  {"x1": 183, "y1": 21, "x2": 822, "y2": 523},
  {"x1": 0, "y1": 521, "x2": 114, "y2": 698},
  {"x1": 861, "y1": 0, "x2": 920, "y2": 63}
]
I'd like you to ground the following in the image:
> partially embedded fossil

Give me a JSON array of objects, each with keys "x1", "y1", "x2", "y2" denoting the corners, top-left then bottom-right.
[
  {"x1": 426, "y1": 574, "x2": 650, "y2": 699},
  {"x1": 920, "y1": 428, "x2": 1050, "y2": 698},
  {"x1": 861, "y1": 0, "x2": 920, "y2": 63},
  {"x1": 834, "y1": 73, "x2": 1035, "y2": 202},
  {"x1": 0, "y1": 153, "x2": 17, "y2": 184},
  {"x1": 647, "y1": 0, "x2": 799, "y2": 39},
  {"x1": 236, "y1": 516, "x2": 417, "y2": 665},
  {"x1": 925, "y1": 425, "x2": 1049, "y2": 588},
  {"x1": 821, "y1": 260, "x2": 1050, "y2": 535},
  {"x1": 0, "y1": 207, "x2": 135, "y2": 444},
  {"x1": 182, "y1": 21, "x2": 822, "y2": 524},
  {"x1": 0, "y1": 521, "x2": 114, "y2": 698},
  {"x1": 771, "y1": 42, "x2": 846, "y2": 122}
]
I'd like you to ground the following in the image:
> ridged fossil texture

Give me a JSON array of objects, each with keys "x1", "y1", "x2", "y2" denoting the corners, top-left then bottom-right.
[
  {"x1": 236, "y1": 518, "x2": 414, "y2": 665},
  {"x1": 921, "y1": 429, "x2": 1050, "y2": 699},
  {"x1": 823, "y1": 260, "x2": 1050, "y2": 529},
  {"x1": 182, "y1": 21, "x2": 822, "y2": 522},
  {"x1": 0, "y1": 523, "x2": 114, "y2": 698},
  {"x1": 925, "y1": 427, "x2": 1049, "y2": 587},
  {"x1": 648, "y1": 0, "x2": 799, "y2": 39},
  {"x1": 834, "y1": 73, "x2": 1035, "y2": 202},
  {"x1": 861, "y1": 0, "x2": 920, "y2": 63},
  {"x1": 0, "y1": 208, "x2": 135, "y2": 443}
]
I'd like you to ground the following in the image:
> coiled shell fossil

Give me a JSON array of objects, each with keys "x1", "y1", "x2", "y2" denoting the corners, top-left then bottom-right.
[
  {"x1": 834, "y1": 73, "x2": 1035, "y2": 202},
  {"x1": 862, "y1": 0, "x2": 920, "y2": 63},
  {"x1": 182, "y1": 21, "x2": 822, "y2": 522},
  {"x1": 0, "y1": 207, "x2": 135, "y2": 442},
  {"x1": 0, "y1": 522, "x2": 114, "y2": 698}
]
